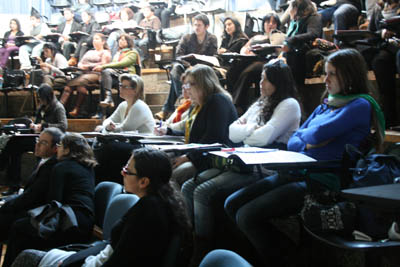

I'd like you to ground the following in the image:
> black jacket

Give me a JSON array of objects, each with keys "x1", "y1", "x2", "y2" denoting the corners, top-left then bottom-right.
[
  {"x1": 0, "y1": 156, "x2": 58, "y2": 213},
  {"x1": 169, "y1": 93, "x2": 239, "y2": 170},
  {"x1": 286, "y1": 14, "x2": 322, "y2": 50},
  {"x1": 57, "y1": 20, "x2": 82, "y2": 36},
  {"x1": 2, "y1": 30, "x2": 24, "y2": 46}
]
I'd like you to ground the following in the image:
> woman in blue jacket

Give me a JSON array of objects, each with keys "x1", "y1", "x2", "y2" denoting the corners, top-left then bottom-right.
[{"x1": 224, "y1": 48, "x2": 385, "y2": 266}]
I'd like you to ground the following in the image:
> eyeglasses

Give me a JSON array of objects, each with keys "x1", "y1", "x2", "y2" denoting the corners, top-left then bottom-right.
[
  {"x1": 119, "y1": 83, "x2": 134, "y2": 90},
  {"x1": 122, "y1": 166, "x2": 138, "y2": 176},
  {"x1": 182, "y1": 82, "x2": 196, "y2": 90},
  {"x1": 35, "y1": 137, "x2": 50, "y2": 147}
]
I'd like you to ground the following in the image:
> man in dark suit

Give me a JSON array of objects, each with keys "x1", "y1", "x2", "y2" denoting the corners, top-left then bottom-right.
[{"x1": 0, "y1": 127, "x2": 63, "y2": 242}]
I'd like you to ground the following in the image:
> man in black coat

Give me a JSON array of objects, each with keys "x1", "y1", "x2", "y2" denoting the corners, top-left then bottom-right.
[{"x1": 0, "y1": 127, "x2": 63, "y2": 242}]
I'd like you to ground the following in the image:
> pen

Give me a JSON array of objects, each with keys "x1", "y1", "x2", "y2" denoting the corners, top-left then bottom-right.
[{"x1": 158, "y1": 121, "x2": 163, "y2": 128}]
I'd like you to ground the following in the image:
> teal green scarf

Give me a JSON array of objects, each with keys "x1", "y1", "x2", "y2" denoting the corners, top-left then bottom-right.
[{"x1": 327, "y1": 93, "x2": 385, "y2": 143}]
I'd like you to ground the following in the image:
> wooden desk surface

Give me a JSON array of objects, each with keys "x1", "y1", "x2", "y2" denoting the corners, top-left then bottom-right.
[{"x1": 385, "y1": 130, "x2": 400, "y2": 143}]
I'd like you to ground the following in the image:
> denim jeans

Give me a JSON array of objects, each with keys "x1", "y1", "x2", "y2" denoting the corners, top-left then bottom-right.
[
  {"x1": 182, "y1": 169, "x2": 259, "y2": 238},
  {"x1": 162, "y1": 75, "x2": 183, "y2": 113},
  {"x1": 318, "y1": 3, "x2": 359, "y2": 32},
  {"x1": 224, "y1": 173, "x2": 307, "y2": 265}
]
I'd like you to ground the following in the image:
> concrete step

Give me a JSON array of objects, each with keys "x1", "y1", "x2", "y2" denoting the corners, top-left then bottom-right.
[{"x1": 145, "y1": 92, "x2": 169, "y2": 106}]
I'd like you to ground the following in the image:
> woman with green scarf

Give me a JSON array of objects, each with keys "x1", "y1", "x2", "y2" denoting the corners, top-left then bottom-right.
[{"x1": 224, "y1": 48, "x2": 385, "y2": 266}]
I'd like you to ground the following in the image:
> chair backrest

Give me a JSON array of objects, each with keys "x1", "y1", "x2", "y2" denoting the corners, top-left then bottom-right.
[
  {"x1": 94, "y1": 181, "x2": 123, "y2": 227},
  {"x1": 199, "y1": 249, "x2": 252, "y2": 267},
  {"x1": 102, "y1": 193, "x2": 139, "y2": 240},
  {"x1": 162, "y1": 233, "x2": 182, "y2": 267}
]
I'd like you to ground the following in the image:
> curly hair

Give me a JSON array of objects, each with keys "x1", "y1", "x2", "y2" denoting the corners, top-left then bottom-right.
[
  {"x1": 257, "y1": 59, "x2": 299, "y2": 124},
  {"x1": 59, "y1": 132, "x2": 97, "y2": 168}
]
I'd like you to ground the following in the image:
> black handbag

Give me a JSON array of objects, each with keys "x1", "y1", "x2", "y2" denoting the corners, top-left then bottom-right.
[
  {"x1": 3, "y1": 69, "x2": 25, "y2": 88},
  {"x1": 28, "y1": 200, "x2": 78, "y2": 239}
]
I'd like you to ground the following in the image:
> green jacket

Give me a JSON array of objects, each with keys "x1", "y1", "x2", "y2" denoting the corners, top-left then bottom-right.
[{"x1": 102, "y1": 48, "x2": 139, "y2": 74}]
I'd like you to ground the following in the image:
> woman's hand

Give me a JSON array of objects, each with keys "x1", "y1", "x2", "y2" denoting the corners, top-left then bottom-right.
[
  {"x1": 282, "y1": 44, "x2": 290, "y2": 53},
  {"x1": 381, "y1": 29, "x2": 395, "y2": 39},
  {"x1": 105, "y1": 121, "x2": 116, "y2": 132},
  {"x1": 154, "y1": 125, "x2": 167, "y2": 136},
  {"x1": 95, "y1": 125, "x2": 103, "y2": 132},
  {"x1": 172, "y1": 155, "x2": 189, "y2": 169},
  {"x1": 218, "y1": 48, "x2": 227, "y2": 54},
  {"x1": 30, "y1": 123, "x2": 42, "y2": 133},
  {"x1": 306, "y1": 138, "x2": 333, "y2": 150},
  {"x1": 92, "y1": 65, "x2": 103, "y2": 72}
]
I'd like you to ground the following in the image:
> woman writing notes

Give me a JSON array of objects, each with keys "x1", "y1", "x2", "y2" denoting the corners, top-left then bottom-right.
[{"x1": 94, "y1": 74, "x2": 155, "y2": 184}]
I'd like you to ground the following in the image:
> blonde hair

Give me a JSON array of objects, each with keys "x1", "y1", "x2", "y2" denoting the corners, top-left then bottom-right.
[
  {"x1": 119, "y1": 73, "x2": 144, "y2": 100},
  {"x1": 184, "y1": 64, "x2": 231, "y2": 104}
]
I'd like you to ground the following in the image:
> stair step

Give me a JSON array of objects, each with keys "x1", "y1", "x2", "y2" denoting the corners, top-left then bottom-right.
[{"x1": 145, "y1": 92, "x2": 169, "y2": 105}]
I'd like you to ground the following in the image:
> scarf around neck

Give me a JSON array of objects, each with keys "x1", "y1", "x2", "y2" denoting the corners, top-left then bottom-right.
[{"x1": 327, "y1": 94, "x2": 385, "y2": 142}]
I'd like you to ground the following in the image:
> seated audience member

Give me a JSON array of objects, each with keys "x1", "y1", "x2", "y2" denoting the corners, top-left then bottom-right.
[
  {"x1": 224, "y1": 49, "x2": 385, "y2": 266},
  {"x1": 72, "y1": 0, "x2": 92, "y2": 23},
  {"x1": 60, "y1": 33, "x2": 111, "y2": 117},
  {"x1": 18, "y1": 13, "x2": 51, "y2": 71},
  {"x1": 282, "y1": 0, "x2": 322, "y2": 87},
  {"x1": 68, "y1": 10, "x2": 101, "y2": 66},
  {"x1": 231, "y1": 13, "x2": 285, "y2": 113},
  {"x1": 92, "y1": 34, "x2": 140, "y2": 111},
  {"x1": 38, "y1": 42, "x2": 68, "y2": 88},
  {"x1": 318, "y1": 0, "x2": 360, "y2": 33},
  {"x1": 181, "y1": 59, "x2": 301, "y2": 264},
  {"x1": 2, "y1": 133, "x2": 97, "y2": 267},
  {"x1": 94, "y1": 74, "x2": 155, "y2": 184},
  {"x1": 56, "y1": 8, "x2": 82, "y2": 60},
  {"x1": 218, "y1": 17, "x2": 248, "y2": 55},
  {"x1": 0, "y1": 84, "x2": 67, "y2": 195},
  {"x1": 0, "y1": 18, "x2": 24, "y2": 69},
  {"x1": 159, "y1": 64, "x2": 238, "y2": 187},
  {"x1": 106, "y1": 7, "x2": 138, "y2": 57},
  {"x1": 0, "y1": 127, "x2": 62, "y2": 251},
  {"x1": 12, "y1": 147, "x2": 192, "y2": 267},
  {"x1": 136, "y1": 4, "x2": 162, "y2": 65},
  {"x1": 362, "y1": 0, "x2": 400, "y2": 127},
  {"x1": 135, "y1": 0, "x2": 174, "y2": 28},
  {"x1": 155, "y1": 13, "x2": 218, "y2": 121}
]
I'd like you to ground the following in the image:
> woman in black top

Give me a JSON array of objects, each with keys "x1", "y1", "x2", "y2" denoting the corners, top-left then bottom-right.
[
  {"x1": 11, "y1": 147, "x2": 192, "y2": 267},
  {"x1": 0, "y1": 84, "x2": 67, "y2": 195},
  {"x1": 3, "y1": 133, "x2": 97, "y2": 267},
  {"x1": 218, "y1": 17, "x2": 248, "y2": 54},
  {"x1": 165, "y1": 64, "x2": 239, "y2": 187},
  {"x1": 0, "y1": 18, "x2": 24, "y2": 69}
]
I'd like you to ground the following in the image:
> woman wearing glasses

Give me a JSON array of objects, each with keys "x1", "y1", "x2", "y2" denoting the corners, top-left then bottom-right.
[
  {"x1": 94, "y1": 74, "x2": 155, "y2": 184},
  {"x1": 12, "y1": 148, "x2": 192, "y2": 267},
  {"x1": 3, "y1": 133, "x2": 97, "y2": 267}
]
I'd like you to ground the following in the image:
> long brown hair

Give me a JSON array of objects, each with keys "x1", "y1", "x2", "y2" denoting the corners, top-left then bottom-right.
[{"x1": 59, "y1": 133, "x2": 97, "y2": 168}]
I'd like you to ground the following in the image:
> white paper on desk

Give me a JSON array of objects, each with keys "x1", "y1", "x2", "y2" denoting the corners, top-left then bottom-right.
[
  {"x1": 210, "y1": 149, "x2": 316, "y2": 165},
  {"x1": 149, "y1": 143, "x2": 222, "y2": 152}
]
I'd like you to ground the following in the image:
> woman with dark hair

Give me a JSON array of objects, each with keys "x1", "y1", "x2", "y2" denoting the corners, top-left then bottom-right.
[
  {"x1": 2, "y1": 133, "x2": 97, "y2": 267},
  {"x1": 224, "y1": 49, "x2": 385, "y2": 266},
  {"x1": 92, "y1": 34, "x2": 140, "y2": 111},
  {"x1": 106, "y1": 7, "x2": 137, "y2": 57},
  {"x1": 31, "y1": 83, "x2": 68, "y2": 133},
  {"x1": 60, "y1": 33, "x2": 111, "y2": 117},
  {"x1": 181, "y1": 59, "x2": 301, "y2": 264},
  {"x1": 161, "y1": 64, "x2": 238, "y2": 187},
  {"x1": 0, "y1": 83, "x2": 67, "y2": 195},
  {"x1": 0, "y1": 18, "x2": 24, "y2": 69},
  {"x1": 39, "y1": 42, "x2": 68, "y2": 88},
  {"x1": 94, "y1": 74, "x2": 155, "y2": 184},
  {"x1": 229, "y1": 13, "x2": 286, "y2": 113},
  {"x1": 12, "y1": 147, "x2": 192, "y2": 267},
  {"x1": 282, "y1": 0, "x2": 322, "y2": 87},
  {"x1": 218, "y1": 17, "x2": 248, "y2": 54}
]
